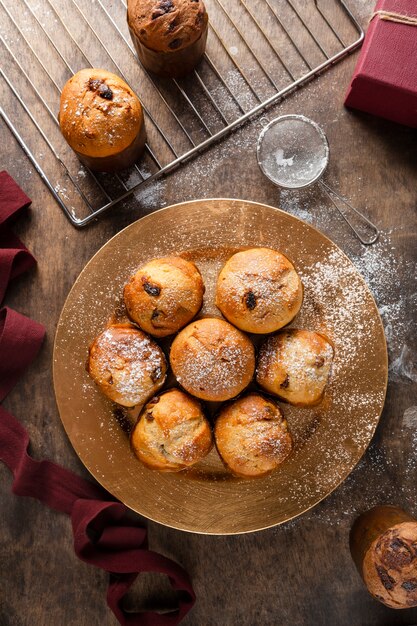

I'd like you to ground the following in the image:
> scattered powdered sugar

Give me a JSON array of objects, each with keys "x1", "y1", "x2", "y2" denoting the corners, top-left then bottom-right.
[
  {"x1": 403, "y1": 406, "x2": 417, "y2": 430},
  {"x1": 274, "y1": 148, "x2": 294, "y2": 168},
  {"x1": 298, "y1": 247, "x2": 375, "y2": 366},
  {"x1": 347, "y1": 231, "x2": 417, "y2": 383},
  {"x1": 390, "y1": 345, "x2": 417, "y2": 383}
]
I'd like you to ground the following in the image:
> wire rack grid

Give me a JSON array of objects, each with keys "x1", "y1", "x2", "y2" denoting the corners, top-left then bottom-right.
[{"x1": 0, "y1": 0, "x2": 363, "y2": 227}]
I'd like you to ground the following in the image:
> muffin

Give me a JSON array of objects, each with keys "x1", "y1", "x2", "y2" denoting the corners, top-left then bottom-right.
[
  {"x1": 215, "y1": 247, "x2": 303, "y2": 334},
  {"x1": 350, "y1": 506, "x2": 417, "y2": 609},
  {"x1": 86, "y1": 323, "x2": 167, "y2": 407},
  {"x1": 123, "y1": 256, "x2": 204, "y2": 337},
  {"x1": 257, "y1": 329, "x2": 334, "y2": 406},
  {"x1": 131, "y1": 388, "x2": 213, "y2": 471},
  {"x1": 127, "y1": 0, "x2": 208, "y2": 78},
  {"x1": 170, "y1": 318, "x2": 255, "y2": 401},
  {"x1": 215, "y1": 393, "x2": 293, "y2": 477},
  {"x1": 59, "y1": 69, "x2": 147, "y2": 172}
]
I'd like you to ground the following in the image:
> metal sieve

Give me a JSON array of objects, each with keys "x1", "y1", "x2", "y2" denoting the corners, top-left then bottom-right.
[{"x1": 257, "y1": 115, "x2": 379, "y2": 245}]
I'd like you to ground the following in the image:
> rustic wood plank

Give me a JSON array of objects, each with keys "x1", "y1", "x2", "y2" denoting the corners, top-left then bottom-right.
[{"x1": 1, "y1": 0, "x2": 417, "y2": 624}]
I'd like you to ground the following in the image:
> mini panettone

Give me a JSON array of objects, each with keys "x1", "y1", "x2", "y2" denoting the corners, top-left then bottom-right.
[
  {"x1": 215, "y1": 247, "x2": 303, "y2": 334},
  {"x1": 215, "y1": 393, "x2": 293, "y2": 477},
  {"x1": 127, "y1": 0, "x2": 208, "y2": 77},
  {"x1": 123, "y1": 256, "x2": 204, "y2": 337},
  {"x1": 170, "y1": 318, "x2": 255, "y2": 402},
  {"x1": 59, "y1": 69, "x2": 146, "y2": 172},
  {"x1": 131, "y1": 388, "x2": 213, "y2": 471},
  {"x1": 350, "y1": 506, "x2": 417, "y2": 609},
  {"x1": 86, "y1": 323, "x2": 167, "y2": 407},
  {"x1": 256, "y1": 329, "x2": 334, "y2": 406}
]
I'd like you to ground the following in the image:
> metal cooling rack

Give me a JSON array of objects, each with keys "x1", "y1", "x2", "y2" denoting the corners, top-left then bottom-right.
[{"x1": 0, "y1": 0, "x2": 363, "y2": 227}]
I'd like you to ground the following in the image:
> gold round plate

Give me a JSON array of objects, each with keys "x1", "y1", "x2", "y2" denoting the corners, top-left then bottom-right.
[{"x1": 53, "y1": 199, "x2": 388, "y2": 535}]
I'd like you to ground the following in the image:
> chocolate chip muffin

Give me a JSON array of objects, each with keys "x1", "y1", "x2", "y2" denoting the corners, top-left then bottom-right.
[
  {"x1": 256, "y1": 329, "x2": 334, "y2": 406},
  {"x1": 170, "y1": 318, "x2": 255, "y2": 402},
  {"x1": 350, "y1": 506, "x2": 417, "y2": 609},
  {"x1": 215, "y1": 393, "x2": 293, "y2": 477},
  {"x1": 215, "y1": 248, "x2": 303, "y2": 334},
  {"x1": 131, "y1": 389, "x2": 213, "y2": 471},
  {"x1": 86, "y1": 323, "x2": 167, "y2": 407},
  {"x1": 59, "y1": 69, "x2": 146, "y2": 172},
  {"x1": 127, "y1": 0, "x2": 208, "y2": 77},
  {"x1": 123, "y1": 256, "x2": 204, "y2": 338}
]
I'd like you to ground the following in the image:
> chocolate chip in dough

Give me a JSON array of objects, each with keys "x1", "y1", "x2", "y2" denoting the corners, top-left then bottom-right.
[
  {"x1": 150, "y1": 366, "x2": 163, "y2": 383},
  {"x1": 142, "y1": 280, "x2": 161, "y2": 296},
  {"x1": 98, "y1": 83, "x2": 113, "y2": 100},
  {"x1": 152, "y1": 0, "x2": 174, "y2": 19},
  {"x1": 244, "y1": 290, "x2": 257, "y2": 310},
  {"x1": 376, "y1": 565, "x2": 396, "y2": 591},
  {"x1": 168, "y1": 38, "x2": 182, "y2": 49},
  {"x1": 280, "y1": 374, "x2": 290, "y2": 389}
]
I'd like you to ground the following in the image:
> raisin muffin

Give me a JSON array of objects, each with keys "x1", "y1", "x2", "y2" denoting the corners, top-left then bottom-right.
[
  {"x1": 350, "y1": 506, "x2": 417, "y2": 609},
  {"x1": 123, "y1": 256, "x2": 204, "y2": 337},
  {"x1": 256, "y1": 329, "x2": 334, "y2": 406},
  {"x1": 215, "y1": 248, "x2": 303, "y2": 334},
  {"x1": 170, "y1": 318, "x2": 255, "y2": 401},
  {"x1": 86, "y1": 323, "x2": 167, "y2": 407},
  {"x1": 131, "y1": 388, "x2": 213, "y2": 471},
  {"x1": 215, "y1": 393, "x2": 293, "y2": 478},
  {"x1": 127, "y1": 0, "x2": 208, "y2": 77},
  {"x1": 59, "y1": 69, "x2": 146, "y2": 172}
]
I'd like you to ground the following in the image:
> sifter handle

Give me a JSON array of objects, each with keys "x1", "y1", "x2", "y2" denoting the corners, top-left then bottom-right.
[{"x1": 319, "y1": 180, "x2": 379, "y2": 245}]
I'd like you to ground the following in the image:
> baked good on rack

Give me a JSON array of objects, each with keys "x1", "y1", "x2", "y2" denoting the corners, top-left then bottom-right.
[
  {"x1": 170, "y1": 318, "x2": 255, "y2": 401},
  {"x1": 86, "y1": 323, "x2": 167, "y2": 407},
  {"x1": 256, "y1": 329, "x2": 334, "y2": 406},
  {"x1": 59, "y1": 68, "x2": 146, "y2": 172},
  {"x1": 215, "y1": 247, "x2": 303, "y2": 334},
  {"x1": 127, "y1": 0, "x2": 208, "y2": 78},
  {"x1": 350, "y1": 505, "x2": 417, "y2": 609},
  {"x1": 123, "y1": 256, "x2": 204, "y2": 337},
  {"x1": 214, "y1": 393, "x2": 293, "y2": 478},
  {"x1": 131, "y1": 388, "x2": 213, "y2": 471}
]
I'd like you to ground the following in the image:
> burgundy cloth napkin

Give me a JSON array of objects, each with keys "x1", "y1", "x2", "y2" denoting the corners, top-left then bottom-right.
[{"x1": 0, "y1": 171, "x2": 195, "y2": 625}]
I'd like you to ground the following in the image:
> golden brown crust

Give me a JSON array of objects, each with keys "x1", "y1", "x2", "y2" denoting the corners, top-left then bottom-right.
[
  {"x1": 350, "y1": 506, "x2": 417, "y2": 609},
  {"x1": 215, "y1": 248, "x2": 303, "y2": 334},
  {"x1": 86, "y1": 323, "x2": 167, "y2": 407},
  {"x1": 131, "y1": 388, "x2": 213, "y2": 471},
  {"x1": 214, "y1": 393, "x2": 293, "y2": 477},
  {"x1": 362, "y1": 522, "x2": 417, "y2": 608},
  {"x1": 256, "y1": 329, "x2": 334, "y2": 406},
  {"x1": 123, "y1": 256, "x2": 204, "y2": 337},
  {"x1": 59, "y1": 69, "x2": 144, "y2": 159},
  {"x1": 127, "y1": 0, "x2": 208, "y2": 53},
  {"x1": 170, "y1": 318, "x2": 255, "y2": 401}
]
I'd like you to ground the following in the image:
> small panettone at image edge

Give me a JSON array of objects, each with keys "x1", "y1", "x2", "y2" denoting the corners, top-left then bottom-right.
[{"x1": 127, "y1": 0, "x2": 209, "y2": 77}]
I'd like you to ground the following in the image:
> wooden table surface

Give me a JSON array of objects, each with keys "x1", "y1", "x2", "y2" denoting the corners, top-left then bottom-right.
[{"x1": 1, "y1": 0, "x2": 417, "y2": 624}]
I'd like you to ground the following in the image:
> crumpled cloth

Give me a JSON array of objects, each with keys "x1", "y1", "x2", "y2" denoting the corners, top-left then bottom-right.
[{"x1": 0, "y1": 170, "x2": 195, "y2": 625}]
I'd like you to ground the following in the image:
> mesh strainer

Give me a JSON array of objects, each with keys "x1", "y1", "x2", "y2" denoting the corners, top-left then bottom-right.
[{"x1": 257, "y1": 115, "x2": 379, "y2": 245}]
